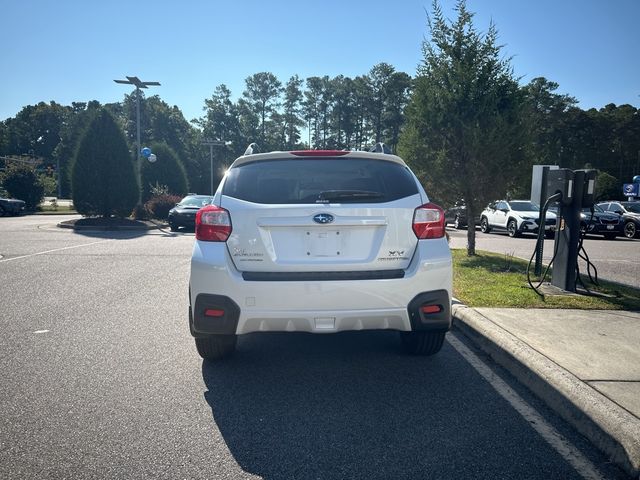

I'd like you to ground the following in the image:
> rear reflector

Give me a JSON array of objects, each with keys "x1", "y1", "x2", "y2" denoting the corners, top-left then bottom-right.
[
  {"x1": 413, "y1": 203, "x2": 445, "y2": 239},
  {"x1": 196, "y1": 205, "x2": 232, "y2": 242},
  {"x1": 290, "y1": 150, "x2": 349, "y2": 157},
  {"x1": 421, "y1": 305, "x2": 442, "y2": 314},
  {"x1": 204, "y1": 309, "x2": 225, "y2": 317}
]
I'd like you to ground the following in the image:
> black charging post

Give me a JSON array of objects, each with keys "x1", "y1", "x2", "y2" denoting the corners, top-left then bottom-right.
[
  {"x1": 530, "y1": 165, "x2": 558, "y2": 276},
  {"x1": 546, "y1": 169, "x2": 597, "y2": 292}
]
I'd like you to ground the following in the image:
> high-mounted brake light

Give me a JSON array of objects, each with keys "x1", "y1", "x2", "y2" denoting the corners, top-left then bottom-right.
[
  {"x1": 413, "y1": 203, "x2": 445, "y2": 239},
  {"x1": 196, "y1": 205, "x2": 232, "y2": 242},
  {"x1": 290, "y1": 150, "x2": 349, "y2": 157}
]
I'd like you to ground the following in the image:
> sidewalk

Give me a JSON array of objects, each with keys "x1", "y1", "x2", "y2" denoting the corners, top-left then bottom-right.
[{"x1": 452, "y1": 305, "x2": 640, "y2": 478}]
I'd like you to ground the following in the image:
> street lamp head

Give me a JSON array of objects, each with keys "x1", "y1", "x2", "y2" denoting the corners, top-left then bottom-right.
[{"x1": 114, "y1": 77, "x2": 161, "y2": 89}]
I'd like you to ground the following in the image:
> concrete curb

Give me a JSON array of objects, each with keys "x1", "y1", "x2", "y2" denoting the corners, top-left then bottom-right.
[{"x1": 452, "y1": 304, "x2": 640, "y2": 479}]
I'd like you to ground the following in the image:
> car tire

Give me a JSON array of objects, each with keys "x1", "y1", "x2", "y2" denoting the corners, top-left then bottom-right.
[
  {"x1": 453, "y1": 214, "x2": 462, "y2": 229},
  {"x1": 624, "y1": 221, "x2": 637, "y2": 239},
  {"x1": 507, "y1": 219, "x2": 520, "y2": 238},
  {"x1": 544, "y1": 231, "x2": 555, "y2": 239},
  {"x1": 195, "y1": 335, "x2": 237, "y2": 360},
  {"x1": 169, "y1": 224, "x2": 179, "y2": 232},
  {"x1": 400, "y1": 330, "x2": 446, "y2": 356},
  {"x1": 603, "y1": 233, "x2": 617, "y2": 240},
  {"x1": 480, "y1": 217, "x2": 491, "y2": 233}
]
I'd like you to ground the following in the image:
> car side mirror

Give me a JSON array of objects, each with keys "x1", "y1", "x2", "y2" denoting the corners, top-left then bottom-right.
[{"x1": 500, "y1": 208, "x2": 509, "y2": 213}]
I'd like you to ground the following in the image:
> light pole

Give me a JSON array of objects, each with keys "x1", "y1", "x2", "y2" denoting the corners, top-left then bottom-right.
[
  {"x1": 201, "y1": 139, "x2": 227, "y2": 195},
  {"x1": 114, "y1": 76, "x2": 160, "y2": 201}
]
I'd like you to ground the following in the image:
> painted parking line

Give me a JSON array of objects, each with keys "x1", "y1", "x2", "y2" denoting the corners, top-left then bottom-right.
[
  {"x1": 448, "y1": 333, "x2": 605, "y2": 480},
  {"x1": 0, "y1": 239, "x2": 112, "y2": 263}
]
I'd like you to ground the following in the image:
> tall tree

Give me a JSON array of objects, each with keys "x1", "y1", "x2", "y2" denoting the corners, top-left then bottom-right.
[
  {"x1": 383, "y1": 71, "x2": 412, "y2": 152},
  {"x1": 282, "y1": 75, "x2": 305, "y2": 149},
  {"x1": 367, "y1": 63, "x2": 395, "y2": 143},
  {"x1": 242, "y1": 72, "x2": 283, "y2": 146},
  {"x1": 1, "y1": 101, "x2": 68, "y2": 161},
  {"x1": 399, "y1": 0, "x2": 527, "y2": 255},
  {"x1": 303, "y1": 76, "x2": 332, "y2": 148}
]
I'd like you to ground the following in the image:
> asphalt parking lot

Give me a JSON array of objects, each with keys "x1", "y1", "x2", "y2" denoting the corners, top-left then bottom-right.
[{"x1": 0, "y1": 215, "x2": 631, "y2": 479}]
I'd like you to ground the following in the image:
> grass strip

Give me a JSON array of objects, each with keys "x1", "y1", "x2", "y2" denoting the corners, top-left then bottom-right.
[{"x1": 452, "y1": 249, "x2": 640, "y2": 310}]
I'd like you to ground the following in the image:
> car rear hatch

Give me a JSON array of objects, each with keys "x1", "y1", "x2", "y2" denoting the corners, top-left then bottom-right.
[{"x1": 219, "y1": 154, "x2": 424, "y2": 276}]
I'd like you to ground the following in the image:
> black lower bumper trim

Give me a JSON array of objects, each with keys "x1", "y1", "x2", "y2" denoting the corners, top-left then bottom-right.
[
  {"x1": 192, "y1": 294, "x2": 240, "y2": 336},
  {"x1": 407, "y1": 290, "x2": 451, "y2": 331}
]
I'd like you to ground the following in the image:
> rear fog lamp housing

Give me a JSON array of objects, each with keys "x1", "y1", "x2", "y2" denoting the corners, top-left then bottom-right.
[{"x1": 421, "y1": 305, "x2": 442, "y2": 314}]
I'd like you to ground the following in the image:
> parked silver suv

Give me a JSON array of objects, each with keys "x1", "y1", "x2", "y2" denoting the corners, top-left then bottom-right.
[{"x1": 189, "y1": 147, "x2": 452, "y2": 359}]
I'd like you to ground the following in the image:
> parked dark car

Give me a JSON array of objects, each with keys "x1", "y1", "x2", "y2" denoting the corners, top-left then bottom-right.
[
  {"x1": 444, "y1": 202, "x2": 481, "y2": 229},
  {"x1": 579, "y1": 205, "x2": 623, "y2": 240},
  {"x1": 597, "y1": 201, "x2": 640, "y2": 238},
  {"x1": 168, "y1": 195, "x2": 214, "y2": 231},
  {"x1": 0, "y1": 197, "x2": 26, "y2": 216}
]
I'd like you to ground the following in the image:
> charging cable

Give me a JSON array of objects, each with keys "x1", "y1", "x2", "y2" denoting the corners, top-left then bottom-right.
[
  {"x1": 576, "y1": 205, "x2": 599, "y2": 292},
  {"x1": 527, "y1": 192, "x2": 563, "y2": 297}
]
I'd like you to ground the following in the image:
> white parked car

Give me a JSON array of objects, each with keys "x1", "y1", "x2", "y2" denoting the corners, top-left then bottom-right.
[
  {"x1": 189, "y1": 146, "x2": 452, "y2": 359},
  {"x1": 480, "y1": 200, "x2": 557, "y2": 238}
]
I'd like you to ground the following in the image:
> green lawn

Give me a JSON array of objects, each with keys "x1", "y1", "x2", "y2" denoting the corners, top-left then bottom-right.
[{"x1": 452, "y1": 249, "x2": 640, "y2": 310}]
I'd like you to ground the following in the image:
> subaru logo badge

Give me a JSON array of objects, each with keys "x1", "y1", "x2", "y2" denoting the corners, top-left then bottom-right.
[{"x1": 313, "y1": 213, "x2": 334, "y2": 224}]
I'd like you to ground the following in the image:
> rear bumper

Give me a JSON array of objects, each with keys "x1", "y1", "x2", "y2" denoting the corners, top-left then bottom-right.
[
  {"x1": 168, "y1": 214, "x2": 196, "y2": 227},
  {"x1": 519, "y1": 220, "x2": 555, "y2": 233},
  {"x1": 584, "y1": 223, "x2": 623, "y2": 235},
  {"x1": 189, "y1": 239, "x2": 452, "y2": 335}
]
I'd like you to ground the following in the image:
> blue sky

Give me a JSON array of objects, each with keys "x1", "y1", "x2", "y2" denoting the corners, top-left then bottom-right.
[{"x1": 1, "y1": 0, "x2": 638, "y2": 122}]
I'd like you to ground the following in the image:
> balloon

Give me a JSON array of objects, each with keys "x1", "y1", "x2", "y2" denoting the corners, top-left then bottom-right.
[
  {"x1": 633, "y1": 175, "x2": 640, "y2": 184},
  {"x1": 148, "y1": 153, "x2": 157, "y2": 163},
  {"x1": 141, "y1": 147, "x2": 152, "y2": 158}
]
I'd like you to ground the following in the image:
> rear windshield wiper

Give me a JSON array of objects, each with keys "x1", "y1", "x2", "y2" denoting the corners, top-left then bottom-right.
[{"x1": 316, "y1": 190, "x2": 384, "y2": 202}]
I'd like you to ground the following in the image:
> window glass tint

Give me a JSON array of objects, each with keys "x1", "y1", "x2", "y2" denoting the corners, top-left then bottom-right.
[
  {"x1": 222, "y1": 158, "x2": 419, "y2": 204},
  {"x1": 623, "y1": 202, "x2": 640, "y2": 213},
  {"x1": 509, "y1": 201, "x2": 538, "y2": 211},
  {"x1": 582, "y1": 205, "x2": 604, "y2": 214},
  {"x1": 180, "y1": 196, "x2": 213, "y2": 207}
]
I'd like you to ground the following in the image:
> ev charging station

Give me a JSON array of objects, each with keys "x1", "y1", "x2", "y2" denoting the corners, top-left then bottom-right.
[{"x1": 530, "y1": 166, "x2": 597, "y2": 293}]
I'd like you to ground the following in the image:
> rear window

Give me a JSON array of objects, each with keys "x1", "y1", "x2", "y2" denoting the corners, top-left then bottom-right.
[
  {"x1": 509, "y1": 201, "x2": 539, "y2": 211},
  {"x1": 222, "y1": 158, "x2": 419, "y2": 204}
]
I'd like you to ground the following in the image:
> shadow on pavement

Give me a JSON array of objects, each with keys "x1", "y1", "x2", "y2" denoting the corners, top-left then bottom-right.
[
  {"x1": 201, "y1": 331, "x2": 586, "y2": 480},
  {"x1": 70, "y1": 225, "x2": 194, "y2": 240}
]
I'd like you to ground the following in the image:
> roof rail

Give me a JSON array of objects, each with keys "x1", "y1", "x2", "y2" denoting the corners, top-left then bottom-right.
[
  {"x1": 244, "y1": 143, "x2": 259, "y2": 155},
  {"x1": 369, "y1": 142, "x2": 391, "y2": 154}
]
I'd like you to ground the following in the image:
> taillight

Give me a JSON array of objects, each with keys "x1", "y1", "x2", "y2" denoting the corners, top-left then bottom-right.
[
  {"x1": 196, "y1": 205, "x2": 232, "y2": 242},
  {"x1": 413, "y1": 203, "x2": 445, "y2": 239}
]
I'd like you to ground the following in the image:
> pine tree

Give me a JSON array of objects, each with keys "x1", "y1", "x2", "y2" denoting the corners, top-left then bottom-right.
[
  {"x1": 71, "y1": 108, "x2": 138, "y2": 217},
  {"x1": 399, "y1": 0, "x2": 527, "y2": 255}
]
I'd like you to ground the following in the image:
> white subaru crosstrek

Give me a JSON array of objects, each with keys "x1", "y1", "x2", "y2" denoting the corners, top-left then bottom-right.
[{"x1": 189, "y1": 147, "x2": 452, "y2": 359}]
